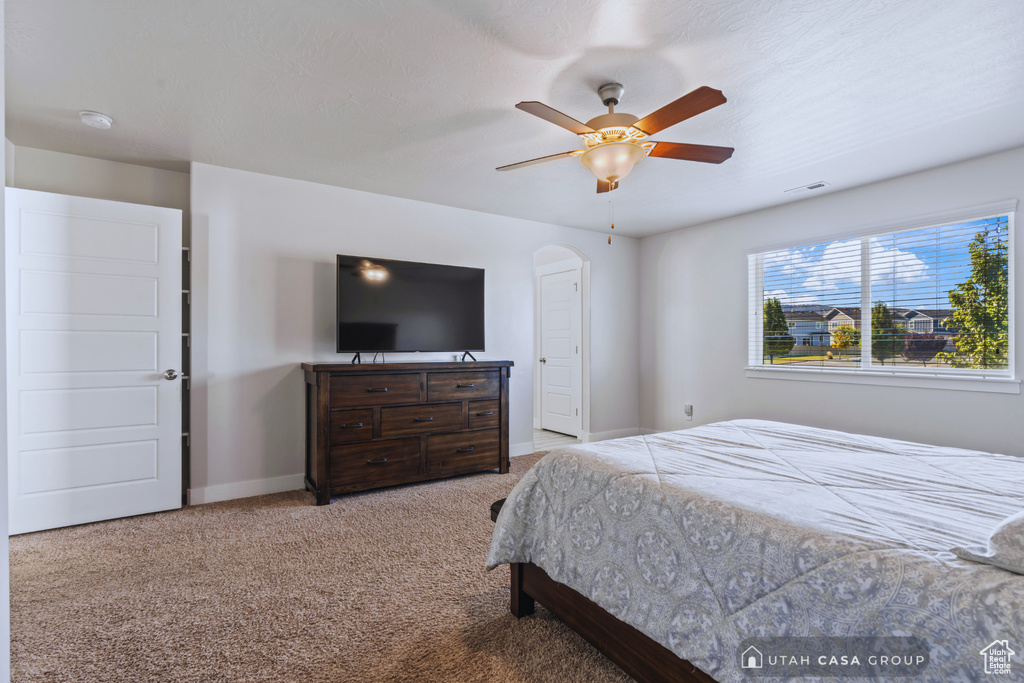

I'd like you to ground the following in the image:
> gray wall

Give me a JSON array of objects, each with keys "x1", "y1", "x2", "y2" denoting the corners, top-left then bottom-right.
[
  {"x1": 189, "y1": 162, "x2": 641, "y2": 500},
  {"x1": 639, "y1": 146, "x2": 1024, "y2": 457}
]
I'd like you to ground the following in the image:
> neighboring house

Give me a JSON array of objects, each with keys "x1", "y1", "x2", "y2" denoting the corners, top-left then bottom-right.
[
  {"x1": 819, "y1": 306, "x2": 958, "y2": 351},
  {"x1": 824, "y1": 308, "x2": 862, "y2": 337},
  {"x1": 824, "y1": 307, "x2": 955, "y2": 335},
  {"x1": 785, "y1": 311, "x2": 830, "y2": 346},
  {"x1": 899, "y1": 309, "x2": 955, "y2": 334}
]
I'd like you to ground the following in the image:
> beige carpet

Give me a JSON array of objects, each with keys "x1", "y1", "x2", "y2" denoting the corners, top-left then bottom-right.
[{"x1": 10, "y1": 453, "x2": 632, "y2": 682}]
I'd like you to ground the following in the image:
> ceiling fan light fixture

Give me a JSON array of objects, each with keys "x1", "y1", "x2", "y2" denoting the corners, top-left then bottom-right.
[{"x1": 579, "y1": 141, "x2": 646, "y2": 183}]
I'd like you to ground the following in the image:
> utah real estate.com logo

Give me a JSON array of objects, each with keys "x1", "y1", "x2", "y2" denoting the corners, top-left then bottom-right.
[{"x1": 980, "y1": 640, "x2": 1015, "y2": 675}]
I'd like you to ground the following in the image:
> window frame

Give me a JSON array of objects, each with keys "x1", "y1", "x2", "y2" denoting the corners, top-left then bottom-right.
[{"x1": 746, "y1": 200, "x2": 1019, "y2": 394}]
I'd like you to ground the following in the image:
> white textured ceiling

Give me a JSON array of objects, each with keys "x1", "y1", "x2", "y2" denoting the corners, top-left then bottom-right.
[{"x1": 7, "y1": 0, "x2": 1024, "y2": 237}]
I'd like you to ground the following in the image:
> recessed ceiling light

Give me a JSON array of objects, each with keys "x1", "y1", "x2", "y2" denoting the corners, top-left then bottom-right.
[{"x1": 78, "y1": 111, "x2": 113, "y2": 130}]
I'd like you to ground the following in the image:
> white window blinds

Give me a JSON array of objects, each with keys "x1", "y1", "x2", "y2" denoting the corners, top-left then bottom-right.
[{"x1": 749, "y1": 209, "x2": 1013, "y2": 377}]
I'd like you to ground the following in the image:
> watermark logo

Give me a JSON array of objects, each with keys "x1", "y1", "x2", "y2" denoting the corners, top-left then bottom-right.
[
  {"x1": 739, "y1": 637, "x2": 929, "y2": 677},
  {"x1": 980, "y1": 640, "x2": 1014, "y2": 675}
]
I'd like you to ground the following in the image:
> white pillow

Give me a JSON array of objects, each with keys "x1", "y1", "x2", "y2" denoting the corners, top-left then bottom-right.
[{"x1": 952, "y1": 510, "x2": 1024, "y2": 575}]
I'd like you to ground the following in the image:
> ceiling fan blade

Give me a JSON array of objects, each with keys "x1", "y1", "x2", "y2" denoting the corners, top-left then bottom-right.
[
  {"x1": 496, "y1": 151, "x2": 578, "y2": 172},
  {"x1": 597, "y1": 179, "x2": 619, "y2": 193},
  {"x1": 516, "y1": 102, "x2": 596, "y2": 135},
  {"x1": 648, "y1": 141, "x2": 734, "y2": 164},
  {"x1": 631, "y1": 86, "x2": 727, "y2": 136}
]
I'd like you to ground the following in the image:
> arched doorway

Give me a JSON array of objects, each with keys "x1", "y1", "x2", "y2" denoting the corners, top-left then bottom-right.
[{"x1": 533, "y1": 244, "x2": 590, "y2": 441}]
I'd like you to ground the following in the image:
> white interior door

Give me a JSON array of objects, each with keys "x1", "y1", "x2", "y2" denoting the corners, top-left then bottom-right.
[
  {"x1": 539, "y1": 267, "x2": 581, "y2": 436},
  {"x1": 6, "y1": 188, "x2": 182, "y2": 535}
]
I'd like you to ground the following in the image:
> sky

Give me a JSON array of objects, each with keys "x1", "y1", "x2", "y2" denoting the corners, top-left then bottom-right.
[{"x1": 763, "y1": 216, "x2": 1008, "y2": 311}]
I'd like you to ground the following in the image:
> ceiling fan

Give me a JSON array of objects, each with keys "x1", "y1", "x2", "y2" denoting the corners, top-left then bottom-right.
[{"x1": 497, "y1": 83, "x2": 734, "y2": 193}]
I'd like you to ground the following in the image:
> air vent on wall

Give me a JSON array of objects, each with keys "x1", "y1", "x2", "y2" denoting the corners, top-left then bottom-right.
[{"x1": 784, "y1": 181, "x2": 831, "y2": 195}]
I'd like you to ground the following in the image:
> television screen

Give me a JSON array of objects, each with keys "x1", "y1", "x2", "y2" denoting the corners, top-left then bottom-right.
[{"x1": 336, "y1": 255, "x2": 485, "y2": 353}]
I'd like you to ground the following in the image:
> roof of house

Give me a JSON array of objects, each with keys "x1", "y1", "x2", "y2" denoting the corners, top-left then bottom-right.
[
  {"x1": 900, "y1": 309, "x2": 954, "y2": 320},
  {"x1": 785, "y1": 312, "x2": 826, "y2": 322},
  {"x1": 825, "y1": 307, "x2": 861, "y2": 321}
]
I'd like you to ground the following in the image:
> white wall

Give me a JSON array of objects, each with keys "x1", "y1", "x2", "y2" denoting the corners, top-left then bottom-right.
[
  {"x1": 0, "y1": 3, "x2": 11, "y2": 678},
  {"x1": 190, "y1": 162, "x2": 640, "y2": 501},
  {"x1": 639, "y1": 146, "x2": 1024, "y2": 457},
  {"x1": 5, "y1": 146, "x2": 190, "y2": 241},
  {"x1": 4, "y1": 140, "x2": 13, "y2": 188}
]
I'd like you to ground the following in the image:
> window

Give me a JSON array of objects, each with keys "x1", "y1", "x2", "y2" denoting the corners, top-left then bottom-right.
[{"x1": 748, "y1": 203, "x2": 1017, "y2": 391}]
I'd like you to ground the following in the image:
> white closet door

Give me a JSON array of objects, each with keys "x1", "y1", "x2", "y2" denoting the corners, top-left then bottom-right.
[
  {"x1": 6, "y1": 188, "x2": 182, "y2": 534},
  {"x1": 539, "y1": 267, "x2": 582, "y2": 436}
]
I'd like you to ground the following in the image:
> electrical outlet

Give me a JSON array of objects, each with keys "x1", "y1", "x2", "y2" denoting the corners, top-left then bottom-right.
[{"x1": 684, "y1": 403, "x2": 693, "y2": 421}]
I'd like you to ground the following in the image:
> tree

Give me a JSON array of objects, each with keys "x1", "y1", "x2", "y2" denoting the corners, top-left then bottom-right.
[
  {"x1": 871, "y1": 301, "x2": 906, "y2": 365},
  {"x1": 763, "y1": 297, "x2": 795, "y2": 364},
  {"x1": 902, "y1": 334, "x2": 946, "y2": 366},
  {"x1": 830, "y1": 325, "x2": 860, "y2": 357},
  {"x1": 939, "y1": 227, "x2": 1009, "y2": 369}
]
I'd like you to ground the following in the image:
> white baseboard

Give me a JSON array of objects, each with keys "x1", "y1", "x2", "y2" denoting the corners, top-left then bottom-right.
[
  {"x1": 580, "y1": 427, "x2": 644, "y2": 443},
  {"x1": 188, "y1": 473, "x2": 305, "y2": 505},
  {"x1": 510, "y1": 441, "x2": 535, "y2": 457}
]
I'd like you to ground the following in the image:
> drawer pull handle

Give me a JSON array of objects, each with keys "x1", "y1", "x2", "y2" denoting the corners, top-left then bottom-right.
[
  {"x1": 413, "y1": 417, "x2": 434, "y2": 423},
  {"x1": 456, "y1": 446, "x2": 475, "y2": 453},
  {"x1": 475, "y1": 411, "x2": 493, "y2": 416},
  {"x1": 339, "y1": 422, "x2": 364, "y2": 429},
  {"x1": 456, "y1": 383, "x2": 475, "y2": 388},
  {"x1": 366, "y1": 458, "x2": 388, "y2": 465},
  {"x1": 366, "y1": 387, "x2": 388, "y2": 393}
]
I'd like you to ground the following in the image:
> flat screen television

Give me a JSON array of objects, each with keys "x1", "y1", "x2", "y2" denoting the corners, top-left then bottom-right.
[{"x1": 336, "y1": 254, "x2": 485, "y2": 353}]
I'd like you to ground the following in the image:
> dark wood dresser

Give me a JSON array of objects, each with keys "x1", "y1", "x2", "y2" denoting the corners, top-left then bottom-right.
[{"x1": 302, "y1": 360, "x2": 513, "y2": 505}]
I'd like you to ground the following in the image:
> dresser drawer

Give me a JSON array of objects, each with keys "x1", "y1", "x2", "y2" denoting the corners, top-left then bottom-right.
[
  {"x1": 330, "y1": 438, "x2": 420, "y2": 485},
  {"x1": 426, "y1": 371, "x2": 499, "y2": 401},
  {"x1": 468, "y1": 400, "x2": 499, "y2": 429},
  {"x1": 329, "y1": 409, "x2": 373, "y2": 444},
  {"x1": 330, "y1": 373, "x2": 420, "y2": 407},
  {"x1": 426, "y1": 429, "x2": 500, "y2": 473},
  {"x1": 381, "y1": 402, "x2": 462, "y2": 437}
]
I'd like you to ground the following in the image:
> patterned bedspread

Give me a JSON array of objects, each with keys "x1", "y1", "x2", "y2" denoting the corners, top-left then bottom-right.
[{"x1": 486, "y1": 420, "x2": 1024, "y2": 682}]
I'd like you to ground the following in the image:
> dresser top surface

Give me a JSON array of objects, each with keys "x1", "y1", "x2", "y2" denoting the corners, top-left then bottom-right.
[{"x1": 301, "y1": 360, "x2": 513, "y2": 373}]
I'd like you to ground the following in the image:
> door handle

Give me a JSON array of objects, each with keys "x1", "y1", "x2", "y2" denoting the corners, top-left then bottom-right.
[
  {"x1": 539, "y1": 358, "x2": 546, "y2": 364},
  {"x1": 163, "y1": 369, "x2": 179, "y2": 380}
]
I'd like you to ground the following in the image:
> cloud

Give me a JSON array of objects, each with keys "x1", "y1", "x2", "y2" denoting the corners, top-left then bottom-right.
[
  {"x1": 765, "y1": 288, "x2": 820, "y2": 305},
  {"x1": 868, "y1": 237, "x2": 928, "y2": 284},
  {"x1": 768, "y1": 237, "x2": 928, "y2": 294}
]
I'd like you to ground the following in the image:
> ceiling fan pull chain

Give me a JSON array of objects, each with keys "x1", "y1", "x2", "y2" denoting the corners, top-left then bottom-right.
[{"x1": 608, "y1": 199, "x2": 614, "y2": 245}]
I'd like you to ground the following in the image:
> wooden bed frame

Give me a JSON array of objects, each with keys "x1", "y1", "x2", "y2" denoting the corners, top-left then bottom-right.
[{"x1": 491, "y1": 500, "x2": 717, "y2": 683}]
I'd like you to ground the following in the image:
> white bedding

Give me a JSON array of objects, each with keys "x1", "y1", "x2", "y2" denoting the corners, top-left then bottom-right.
[{"x1": 487, "y1": 419, "x2": 1024, "y2": 682}]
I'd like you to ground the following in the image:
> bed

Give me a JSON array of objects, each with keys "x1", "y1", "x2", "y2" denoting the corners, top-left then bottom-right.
[{"x1": 487, "y1": 419, "x2": 1024, "y2": 682}]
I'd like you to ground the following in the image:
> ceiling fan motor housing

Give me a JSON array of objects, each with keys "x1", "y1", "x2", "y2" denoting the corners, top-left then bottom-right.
[
  {"x1": 598, "y1": 82, "x2": 625, "y2": 106},
  {"x1": 584, "y1": 112, "x2": 641, "y2": 133}
]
